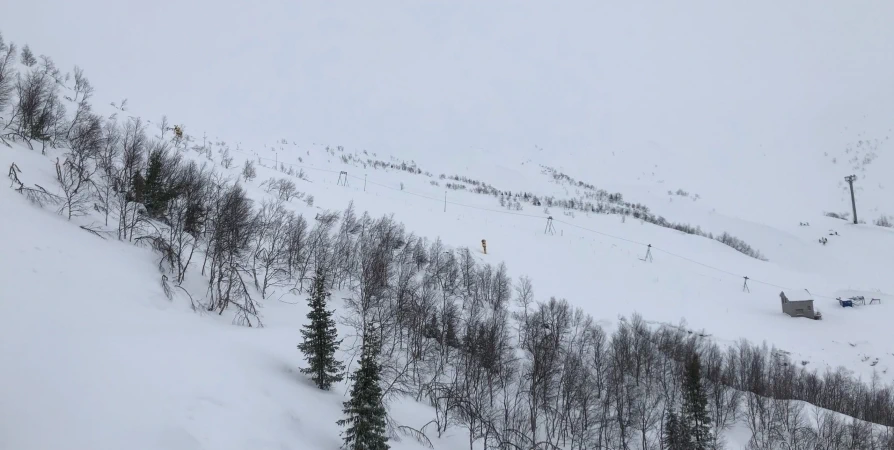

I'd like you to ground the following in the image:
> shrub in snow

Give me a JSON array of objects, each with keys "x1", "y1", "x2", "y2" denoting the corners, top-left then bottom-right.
[
  {"x1": 219, "y1": 147, "x2": 233, "y2": 168},
  {"x1": 825, "y1": 211, "x2": 850, "y2": 221},
  {"x1": 0, "y1": 33, "x2": 17, "y2": 113},
  {"x1": 241, "y1": 159, "x2": 257, "y2": 181},
  {"x1": 10, "y1": 56, "x2": 66, "y2": 149},
  {"x1": 261, "y1": 177, "x2": 303, "y2": 202},
  {"x1": 715, "y1": 232, "x2": 767, "y2": 261}
]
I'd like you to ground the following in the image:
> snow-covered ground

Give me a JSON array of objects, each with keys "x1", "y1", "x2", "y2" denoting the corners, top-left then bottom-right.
[
  {"x1": 239, "y1": 139, "x2": 894, "y2": 384},
  {"x1": 2, "y1": 132, "x2": 893, "y2": 448},
  {"x1": 0, "y1": 144, "x2": 474, "y2": 450},
  {"x1": 2, "y1": 1, "x2": 894, "y2": 448}
]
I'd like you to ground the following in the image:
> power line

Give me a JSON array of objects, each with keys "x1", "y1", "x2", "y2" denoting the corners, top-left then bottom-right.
[
  {"x1": 232, "y1": 147, "x2": 845, "y2": 301},
  {"x1": 447, "y1": 201, "x2": 544, "y2": 219},
  {"x1": 232, "y1": 148, "x2": 345, "y2": 175},
  {"x1": 554, "y1": 220, "x2": 842, "y2": 300},
  {"x1": 650, "y1": 247, "x2": 741, "y2": 278},
  {"x1": 356, "y1": 174, "x2": 546, "y2": 219},
  {"x1": 554, "y1": 218, "x2": 648, "y2": 246}
]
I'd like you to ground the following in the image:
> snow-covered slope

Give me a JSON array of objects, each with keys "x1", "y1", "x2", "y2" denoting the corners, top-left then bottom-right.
[
  {"x1": 236, "y1": 139, "x2": 894, "y2": 384},
  {"x1": 4, "y1": 0, "x2": 893, "y2": 224},
  {"x1": 2, "y1": 1, "x2": 894, "y2": 448},
  {"x1": 3, "y1": 132, "x2": 893, "y2": 448},
  {"x1": 0, "y1": 144, "x2": 469, "y2": 450}
]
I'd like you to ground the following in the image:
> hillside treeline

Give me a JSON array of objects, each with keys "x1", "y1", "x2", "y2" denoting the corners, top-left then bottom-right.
[{"x1": 3, "y1": 32, "x2": 893, "y2": 449}]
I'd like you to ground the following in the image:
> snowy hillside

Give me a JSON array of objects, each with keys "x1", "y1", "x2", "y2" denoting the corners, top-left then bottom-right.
[
  {"x1": 3, "y1": 1, "x2": 894, "y2": 449},
  {"x1": 0, "y1": 144, "x2": 473, "y2": 450},
  {"x1": 4, "y1": 1, "x2": 894, "y2": 224},
  {"x1": 4, "y1": 127, "x2": 894, "y2": 448},
  {"x1": 235, "y1": 140, "x2": 894, "y2": 381}
]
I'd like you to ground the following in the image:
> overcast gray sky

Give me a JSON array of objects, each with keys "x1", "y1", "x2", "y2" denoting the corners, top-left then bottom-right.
[{"x1": 2, "y1": 0, "x2": 892, "y2": 173}]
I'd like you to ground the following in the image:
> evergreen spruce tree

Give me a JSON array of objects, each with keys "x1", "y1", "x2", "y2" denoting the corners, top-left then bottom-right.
[
  {"x1": 682, "y1": 353, "x2": 713, "y2": 450},
  {"x1": 444, "y1": 319, "x2": 458, "y2": 349},
  {"x1": 297, "y1": 269, "x2": 345, "y2": 390},
  {"x1": 422, "y1": 312, "x2": 440, "y2": 342},
  {"x1": 129, "y1": 171, "x2": 145, "y2": 204},
  {"x1": 337, "y1": 323, "x2": 389, "y2": 450},
  {"x1": 663, "y1": 409, "x2": 689, "y2": 450},
  {"x1": 142, "y1": 148, "x2": 166, "y2": 217}
]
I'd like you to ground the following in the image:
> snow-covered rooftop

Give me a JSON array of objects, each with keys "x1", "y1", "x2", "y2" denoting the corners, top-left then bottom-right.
[{"x1": 781, "y1": 288, "x2": 814, "y2": 302}]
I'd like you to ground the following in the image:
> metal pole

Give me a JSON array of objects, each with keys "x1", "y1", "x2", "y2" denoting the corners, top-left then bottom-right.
[
  {"x1": 364, "y1": 174, "x2": 367, "y2": 192},
  {"x1": 845, "y1": 175, "x2": 857, "y2": 224},
  {"x1": 443, "y1": 191, "x2": 447, "y2": 212}
]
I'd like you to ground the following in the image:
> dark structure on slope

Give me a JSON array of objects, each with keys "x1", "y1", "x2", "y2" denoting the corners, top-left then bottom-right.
[{"x1": 780, "y1": 289, "x2": 822, "y2": 320}]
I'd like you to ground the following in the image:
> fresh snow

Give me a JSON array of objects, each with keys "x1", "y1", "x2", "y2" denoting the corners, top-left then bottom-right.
[
  {"x1": 0, "y1": 145, "x2": 472, "y2": 450},
  {"x1": 3, "y1": 132, "x2": 894, "y2": 448},
  {"x1": 2, "y1": 1, "x2": 894, "y2": 448}
]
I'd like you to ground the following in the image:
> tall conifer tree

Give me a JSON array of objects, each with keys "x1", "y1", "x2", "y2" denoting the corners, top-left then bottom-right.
[
  {"x1": 142, "y1": 148, "x2": 166, "y2": 217},
  {"x1": 337, "y1": 323, "x2": 389, "y2": 450},
  {"x1": 663, "y1": 409, "x2": 689, "y2": 450},
  {"x1": 298, "y1": 268, "x2": 345, "y2": 390},
  {"x1": 682, "y1": 353, "x2": 713, "y2": 449}
]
